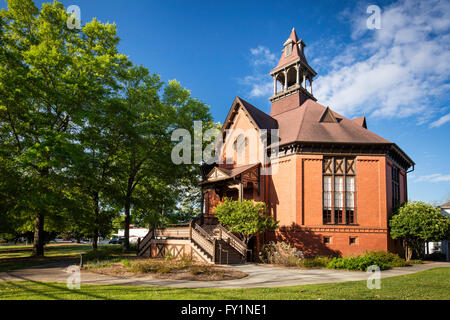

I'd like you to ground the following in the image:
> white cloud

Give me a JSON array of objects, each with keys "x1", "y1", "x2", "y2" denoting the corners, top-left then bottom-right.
[
  {"x1": 237, "y1": 0, "x2": 450, "y2": 122},
  {"x1": 430, "y1": 113, "x2": 450, "y2": 128},
  {"x1": 238, "y1": 45, "x2": 277, "y2": 98},
  {"x1": 238, "y1": 74, "x2": 273, "y2": 98},
  {"x1": 313, "y1": 0, "x2": 450, "y2": 120},
  {"x1": 249, "y1": 45, "x2": 277, "y2": 66},
  {"x1": 415, "y1": 174, "x2": 450, "y2": 183}
]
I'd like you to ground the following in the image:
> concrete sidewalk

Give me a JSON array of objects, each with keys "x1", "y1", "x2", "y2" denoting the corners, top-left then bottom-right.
[{"x1": 0, "y1": 260, "x2": 448, "y2": 288}]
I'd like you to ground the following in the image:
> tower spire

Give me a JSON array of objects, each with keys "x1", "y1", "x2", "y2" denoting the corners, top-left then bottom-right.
[{"x1": 269, "y1": 28, "x2": 317, "y2": 116}]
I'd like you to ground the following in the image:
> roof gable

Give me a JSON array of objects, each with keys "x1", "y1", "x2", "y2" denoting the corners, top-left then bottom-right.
[
  {"x1": 319, "y1": 107, "x2": 339, "y2": 123},
  {"x1": 272, "y1": 99, "x2": 391, "y2": 146},
  {"x1": 223, "y1": 97, "x2": 278, "y2": 132},
  {"x1": 352, "y1": 116, "x2": 368, "y2": 129}
]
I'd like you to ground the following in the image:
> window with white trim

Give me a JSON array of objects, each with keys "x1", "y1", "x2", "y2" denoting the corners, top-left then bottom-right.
[{"x1": 323, "y1": 157, "x2": 356, "y2": 225}]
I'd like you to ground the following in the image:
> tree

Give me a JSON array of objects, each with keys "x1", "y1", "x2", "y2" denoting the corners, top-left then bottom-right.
[
  {"x1": 112, "y1": 72, "x2": 213, "y2": 251},
  {"x1": 0, "y1": 0, "x2": 129, "y2": 255},
  {"x1": 390, "y1": 201, "x2": 450, "y2": 260},
  {"x1": 214, "y1": 198, "x2": 278, "y2": 245}
]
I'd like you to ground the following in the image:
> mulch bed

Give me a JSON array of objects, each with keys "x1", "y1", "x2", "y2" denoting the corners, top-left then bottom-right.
[{"x1": 83, "y1": 259, "x2": 248, "y2": 281}]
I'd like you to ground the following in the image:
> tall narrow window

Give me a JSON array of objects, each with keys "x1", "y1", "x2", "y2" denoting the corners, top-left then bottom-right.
[
  {"x1": 323, "y1": 157, "x2": 357, "y2": 225},
  {"x1": 323, "y1": 176, "x2": 332, "y2": 224},
  {"x1": 346, "y1": 176, "x2": 355, "y2": 224},
  {"x1": 334, "y1": 176, "x2": 344, "y2": 223},
  {"x1": 392, "y1": 166, "x2": 400, "y2": 209}
]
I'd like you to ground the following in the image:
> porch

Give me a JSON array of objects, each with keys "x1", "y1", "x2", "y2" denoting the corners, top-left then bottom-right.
[{"x1": 137, "y1": 219, "x2": 248, "y2": 265}]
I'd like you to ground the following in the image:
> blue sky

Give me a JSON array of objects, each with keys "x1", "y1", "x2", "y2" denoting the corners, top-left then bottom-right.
[{"x1": 2, "y1": 0, "x2": 450, "y2": 204}]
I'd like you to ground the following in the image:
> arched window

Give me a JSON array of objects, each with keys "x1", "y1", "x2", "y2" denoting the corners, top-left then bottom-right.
[
  {"x1": 286, "y1": 67, "x2": 297, "y2": 88},
  {"x1": 233, "y1": 135, "x2": 248, "y2": 152}
]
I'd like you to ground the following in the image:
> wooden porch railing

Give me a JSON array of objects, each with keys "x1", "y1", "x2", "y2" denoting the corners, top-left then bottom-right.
[
  {"x1": 154, "y1": 227, "x2": 190, "y2": 239},
  {"x1": 215, "y1": 224, "x2": 247, "y2": 257},
  {"x1": 137, "y1": 217, "x2": 247, "y2": 263},
  {"x1": 190, "y1": 222, "x2": 215, "y2": 258},
  {"x1": 137, "y1": 230, "x2": 153, "y2": 256}
]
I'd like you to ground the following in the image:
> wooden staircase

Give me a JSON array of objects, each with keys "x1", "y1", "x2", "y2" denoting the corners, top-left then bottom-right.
[{"x1": 137, "y1": 218, "x2": 247, "y2": 265}]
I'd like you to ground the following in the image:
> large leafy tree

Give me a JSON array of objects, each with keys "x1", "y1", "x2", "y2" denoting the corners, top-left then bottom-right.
[
  {"x1": 214, "y1": 198, "x2": 278, "y2": 245},
  {"x1": 0, "y1": 0, "x2": 128, "y2": 255},
  {"x1": 0, "y1": 0, "x2": 214, "y2": 256},
  {"x1": 390, "y1": 201, "x2": 450, "y2": 260},
  {"x1": 112, "y1": 71, "x2": 213, "y2": 251}
]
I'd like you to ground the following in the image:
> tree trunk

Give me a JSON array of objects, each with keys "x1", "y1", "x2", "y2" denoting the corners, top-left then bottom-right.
[
  {"x1": 33, "y1": 168, "x2": 49, "y2": 257},
  {"x1": 92, "y1": 191, "x2": 99, "y2": 250},
  {"x1": 123, "y1": 198, "x2": 131, "y2": 252},
  {"x1": 403, "y1": 240, "x2": 412, "y2": 261},
  {"x1": 32, "y1": 212, "x2": 45, "y2": 256}
]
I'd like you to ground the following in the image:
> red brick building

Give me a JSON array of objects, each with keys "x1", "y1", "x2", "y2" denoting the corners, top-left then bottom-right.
[{"x1": 200, "y1": 28, "x2": 415, "y2": 257}]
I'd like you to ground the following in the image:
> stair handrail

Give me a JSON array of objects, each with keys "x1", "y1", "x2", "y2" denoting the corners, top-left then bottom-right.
[
  {"x1": 190, "y1": 223, "x2": 215, "y2": 257},
  {"x1": 194, "y1": 223, "x2": 214, "y2": 242},
  {"x1": 137, "y1": 230, "x2": 153, "y2": 255},
  {"x1": 216, "y1": 224, "x2": 247, "y2": 257}
]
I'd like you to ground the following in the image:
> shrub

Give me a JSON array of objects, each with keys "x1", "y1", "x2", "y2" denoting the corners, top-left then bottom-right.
[
  {"x1": 299, "y1": 257, "x2": 330, "y2": 268},
  {"x1": 130, "y1": 260, "x2": 160, "y2": 273},
  {"x1": 260, "y1": 241, "x2": 303, "y2": 266},
  {"x1": 179, "y1": 254, "x2": 194, "y2": 269},
  {"x1": 85, "y1": 260, "x2": 113, "y2": 270},
  {"x1": 326, "y1": 251, "x2": 407, "y2": 271},
  {"x1": 409, "y1": 259, "x2": 423, "y2": 264},
  {"x1": 121, "y1": 259, "x2": 132, "y2": 267}
]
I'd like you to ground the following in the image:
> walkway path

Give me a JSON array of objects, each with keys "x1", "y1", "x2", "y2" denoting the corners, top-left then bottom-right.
[{"x1": 0, "y1": 260, "x2": 448, "y2": 288}]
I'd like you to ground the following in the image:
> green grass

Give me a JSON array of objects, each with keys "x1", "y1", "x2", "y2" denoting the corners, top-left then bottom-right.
[
  {"x1": 0, "y1": 267, "x2": 449, "y2": 300},
  {"x1": 0, "y1": 244, "x2": 113, "y2": 272}
]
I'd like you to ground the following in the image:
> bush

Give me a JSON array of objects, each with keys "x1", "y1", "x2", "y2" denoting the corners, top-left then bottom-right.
[
  {"x1": 299, "y1": 257, "x2": 330, "y2": 268},
  {"x1": 260, "y1": 241, "x2": 303, "y2": 266},
  {"x1": 130, "y1": 260, "x2": 160, "y2": 273},
  {"x1": 326, "y1": 251, "x2": 407, "y2": 271},
  {"x1": 409, "y1": 259, "x2": 423, "y2": 264},
  {"x1": 121, "y1": 259, "x2": 132, "y2": 267},
  {"x1": 85, "y1": 260, "x2": 113, "y2": 270}
]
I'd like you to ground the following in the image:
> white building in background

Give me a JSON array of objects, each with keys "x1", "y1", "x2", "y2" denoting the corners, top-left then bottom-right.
[
  {"x1": 428, "y1": 202, "x2": 450, "y2": 261},
  {"x1": 115, "y1": 227, "x2": 149, "y2": 244}
]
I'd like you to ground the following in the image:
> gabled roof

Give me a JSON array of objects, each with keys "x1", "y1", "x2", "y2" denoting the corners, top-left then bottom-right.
[
  {"x1": 219, "y1": 95, "x2": 414, "y2": 168},
  {"x1": 200, "y1": 163, "x2": 259, "y2": 184},
  {"x1": 352, "y1": 116, "x2": 368, "y2": 129},
  {"x1": 223, "y1": 96, "x2": 278, "y2": 131},
  {"x1": 271, "y1": 99, "x2": 391, "y2": 146},
  {"x1": 319, "y1": 107, "x2": 339, "y2": 123}
]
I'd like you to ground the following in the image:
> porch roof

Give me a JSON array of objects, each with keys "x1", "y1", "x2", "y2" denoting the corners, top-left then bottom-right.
[{"x1": 199, "y1": 163, "x2": 260, "y2": 185}]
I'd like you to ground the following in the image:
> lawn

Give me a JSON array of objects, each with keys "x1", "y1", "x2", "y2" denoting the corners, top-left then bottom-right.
[
  {"x1": 0, "y1": 244, "x2": 113, "y2": 272},
  {"x1": 0, "y1": 267, "x2": 449, "y2": 300}
]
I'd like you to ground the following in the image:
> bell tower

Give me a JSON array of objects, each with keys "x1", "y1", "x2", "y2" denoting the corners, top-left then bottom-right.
[{"x1": 269, "y1": 28, "x2": 317, "y2": 116}]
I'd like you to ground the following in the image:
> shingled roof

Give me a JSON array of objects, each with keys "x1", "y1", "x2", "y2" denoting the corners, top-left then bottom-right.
[
  {"x1": 237, "y1": 97, "x2": 278, "y2": 131},
  {"x1": 223, "y1": 97, "x2": 278, "y2": 131},
  {"x1": 271, "y1": 99, "x2": 391, "y2": 147}
]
